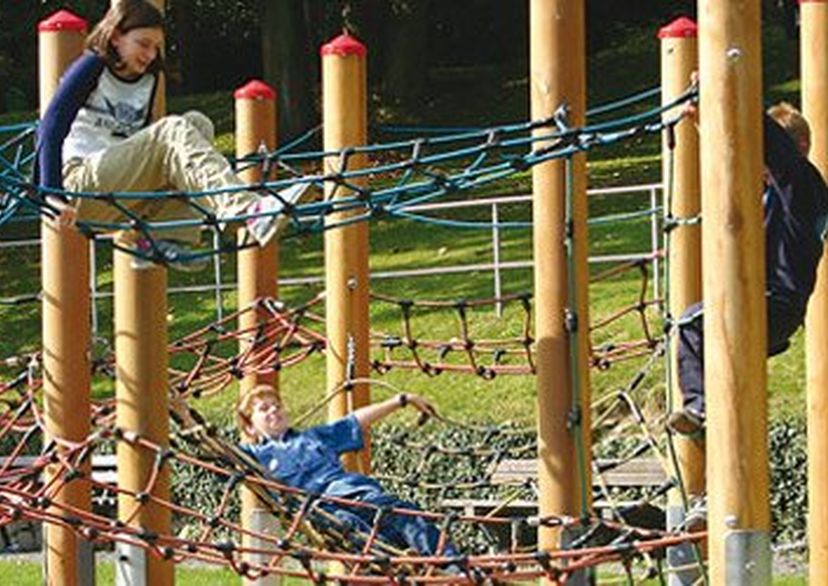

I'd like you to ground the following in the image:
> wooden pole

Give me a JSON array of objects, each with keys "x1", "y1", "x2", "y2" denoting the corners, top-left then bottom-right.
[
  {"x1": 113, "y1": 1, "x2": 172, "y2": 584},
  {"x1": 698, "y1": 0, "x2": 770, "y2": 582},
  {"x1": 529, "y1": 0, "x2": 592, "y2": 575},
  {"x1": 38, "y1": 11, "x2": 93, "y2": 586},
  {"x1": 321, "y1": 33, "x2": 371, "y2": 473},
  {"x1": 658, "y1": 17, "x2": 705, "y2": 584},
  {"x1": 802, "y1": 2, "x2": 828, "y2": 583},
  {"x1": 114, "y1": 248, "x2": 172, "y2": 585},
  {"x1": 234, "y1": 79, "x2": 281, "y2": 586}
]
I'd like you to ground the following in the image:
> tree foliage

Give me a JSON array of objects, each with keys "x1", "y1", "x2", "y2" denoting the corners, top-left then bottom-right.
[
  {"x1": 0, "y1": 0, "x2": 798, "y2": 120},
  {"x1": 0, "y1": 1, "x2": 107, "y2": 112}
]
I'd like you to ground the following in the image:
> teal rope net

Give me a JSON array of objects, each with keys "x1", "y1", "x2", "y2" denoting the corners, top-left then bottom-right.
[{"x1": 0, "y1": 85, "x2": 695, "y2": 269}]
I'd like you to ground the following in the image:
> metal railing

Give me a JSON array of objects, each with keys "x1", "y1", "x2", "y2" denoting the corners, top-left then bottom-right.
[{"x1": 0, "y1": 183, "x2": 662, "y2": 329}]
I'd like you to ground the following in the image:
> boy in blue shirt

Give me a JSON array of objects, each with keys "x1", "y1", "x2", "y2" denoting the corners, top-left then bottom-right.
[{"x1": 237, "y1": 384, "x2": 458, "y2": 558}]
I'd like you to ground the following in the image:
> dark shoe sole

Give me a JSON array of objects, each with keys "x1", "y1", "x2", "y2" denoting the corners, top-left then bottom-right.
[{"x1": 667, "y1": 411, "x2": 705, "y2": 436}]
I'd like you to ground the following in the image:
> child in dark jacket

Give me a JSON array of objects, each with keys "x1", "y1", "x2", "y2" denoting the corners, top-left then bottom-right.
[{"x1": 669, "y1": 102, "x2": 828, "y2": 434}]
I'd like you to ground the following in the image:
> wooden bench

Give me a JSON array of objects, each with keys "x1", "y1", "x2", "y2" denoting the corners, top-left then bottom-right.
[
  {"x1": 0, "y1": 453, "x2": 117, "y2": 488},
  {"x1": 491, "y1": 457, "x2": 668, "y2": 487},
  {"x1": 0, "y1": 454, "x2": 118, "y2": 552},
  {"x1": 442, "y1": 457, "x2": 669, "y2": 547}
]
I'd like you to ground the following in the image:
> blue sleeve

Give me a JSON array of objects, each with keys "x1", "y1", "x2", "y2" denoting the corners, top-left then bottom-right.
[
  {"x1": 305, "y1": 415, "x2": 364, "y2": 455},
  {"x1": 37, "y1": 51, "x2": 105, "y2": 190}
]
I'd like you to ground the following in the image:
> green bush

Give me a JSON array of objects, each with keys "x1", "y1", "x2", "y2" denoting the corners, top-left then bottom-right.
[{"x1": 769, "y1": 419, "x2": 807, "y2": 544}]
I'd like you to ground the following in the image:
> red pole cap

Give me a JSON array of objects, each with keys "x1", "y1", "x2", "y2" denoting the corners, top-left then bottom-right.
[
  {"x1": 38, "y1": 9, "x2": 88, "y2": 33},
  {"x1": 320, "y1": 31, "x2": 367, "y2": 58},
  {"x1": 234, "y1": 79, "x2": 276, "y2": 101},
  {"x1": 657, "y1": 16, "x2": 698, "y2": 39}
]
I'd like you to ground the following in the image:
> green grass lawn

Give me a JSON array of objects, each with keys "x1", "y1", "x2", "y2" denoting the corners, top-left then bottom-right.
[
  {"x1": 0, "y1": 166, "x2": 679, "y2": 426},
  {"x1": 0, "y1": 158, "x2": 806, "y2": 426},
  {"x1": 0, "y1": 559, "x2": 251, "y2": 585},
  {"x1": 0, "y1": 559, "x2": 808, "y2": 584}
]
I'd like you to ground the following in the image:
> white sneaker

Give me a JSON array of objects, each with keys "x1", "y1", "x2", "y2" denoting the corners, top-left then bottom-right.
[
  {"x1": 131, "y1": 238, "x2": 209, "y2": 273},
  {"x1": 246, "y1": 182, "x2": 313, "y2": 246}
]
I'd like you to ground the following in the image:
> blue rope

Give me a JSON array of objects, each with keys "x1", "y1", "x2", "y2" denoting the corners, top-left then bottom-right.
[
  {"x1": 586, "y1": 86, "x2": 661, "y2": 118},
  {"x1": 0, "y1": 84, "x2": 694, "y2": 267},
  {"x1": 385, "y1": 206, "x2": 659, "y2": 231}
]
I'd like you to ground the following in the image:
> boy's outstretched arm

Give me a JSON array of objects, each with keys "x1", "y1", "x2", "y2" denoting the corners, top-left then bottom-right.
[{"x1": 352, "y1": 393, "x2": 435, "y2": 431}]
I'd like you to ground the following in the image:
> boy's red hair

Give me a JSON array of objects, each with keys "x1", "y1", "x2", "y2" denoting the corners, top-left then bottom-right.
[{"x1": 236, "y1": 384, "x2": 280, "y2": 431}]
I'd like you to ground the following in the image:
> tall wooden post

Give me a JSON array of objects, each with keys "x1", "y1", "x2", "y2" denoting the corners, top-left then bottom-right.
[
  {"x1": 38, "y1": 11, "x2": 93, "y2": 586},
  {"x1": 698, "y1": 0, "x2": 770, "y2": 582},
  {"x1": 530, "y1": 0, "x2": 592, "y2": 578},
  {"x1": 114, "y1": 247, "x2": 171, "y2": 586},
  {"x1": 321, "y1": 33, "x2": 371, "y2": 473},
  {"x1": 658, "y1": 17, "x2": 705, "y2": 585},
  {"x1": 234, "y1": 79, "x2": 281, "y2": 586},
  {"x1": 114, "y1": 1, "x2": 172, "y2": 584},
  {"x1": 802, "y1": 2, "x2": 828, "y2": 583}
]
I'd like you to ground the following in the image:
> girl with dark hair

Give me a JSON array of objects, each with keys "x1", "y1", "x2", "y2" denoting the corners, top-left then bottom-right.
[
  {"x1": 38, "y1": 0, "x2": 310, "y2": 270},
  {"x1": 84, "y1": 0, "x2": 166, "y2": 75}
]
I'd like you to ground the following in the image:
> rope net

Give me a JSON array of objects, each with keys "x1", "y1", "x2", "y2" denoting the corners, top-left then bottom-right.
[
  {"x1": 0, "y1": 85, "x2": 709, "y2": 582},
  {"x1": 0, "y1": 86, "x2": 693, "y2": 268},
  {"x1": 0, "y1": 258, "x2": 703, "y2": 582},
  {"x1": 0, "y1": 379, "x2": 700, "y2": 583}
]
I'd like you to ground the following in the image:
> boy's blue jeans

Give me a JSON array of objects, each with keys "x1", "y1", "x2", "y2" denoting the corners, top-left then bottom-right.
[
  {"x1": 324, "y1": 491, "x2": 457, "y2": 558},
  {"x1": 677, "y1": 296, "x2": 805, "y2": 416}
]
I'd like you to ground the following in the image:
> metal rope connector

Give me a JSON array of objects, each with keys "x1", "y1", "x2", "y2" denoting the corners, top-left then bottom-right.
[
  {"x1": 345, "y1": 334, "x2": 356, "y2": 390},
  {"x1": 566, "y1": 405, "x2": 582, "y2": 430},
  {"x1": 553, "y1": 103, "x2": 571, "y2": 132},
  {"x1": 564, "y1": 308, "x2": 579, "y2": 333}
]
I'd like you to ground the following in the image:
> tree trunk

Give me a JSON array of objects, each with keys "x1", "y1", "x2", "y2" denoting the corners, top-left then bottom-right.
[
  {"x1": 167, "y1": 0, "x2": 196, "y2": 93},
  {"x1": 262, "y1": 0, "x2": 314, "y2": 143},
  {"x1": 382, "y1": 0, "x2": 430, "y2": 115}
]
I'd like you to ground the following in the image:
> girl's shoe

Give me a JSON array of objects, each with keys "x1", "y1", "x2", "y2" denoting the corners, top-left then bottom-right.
[
  {"x1": 131, "y1": 238, "x2": 209, "y2": 272},
  {"x1": 246, "y1": 182, "x2": 313, "y2": 246}
]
